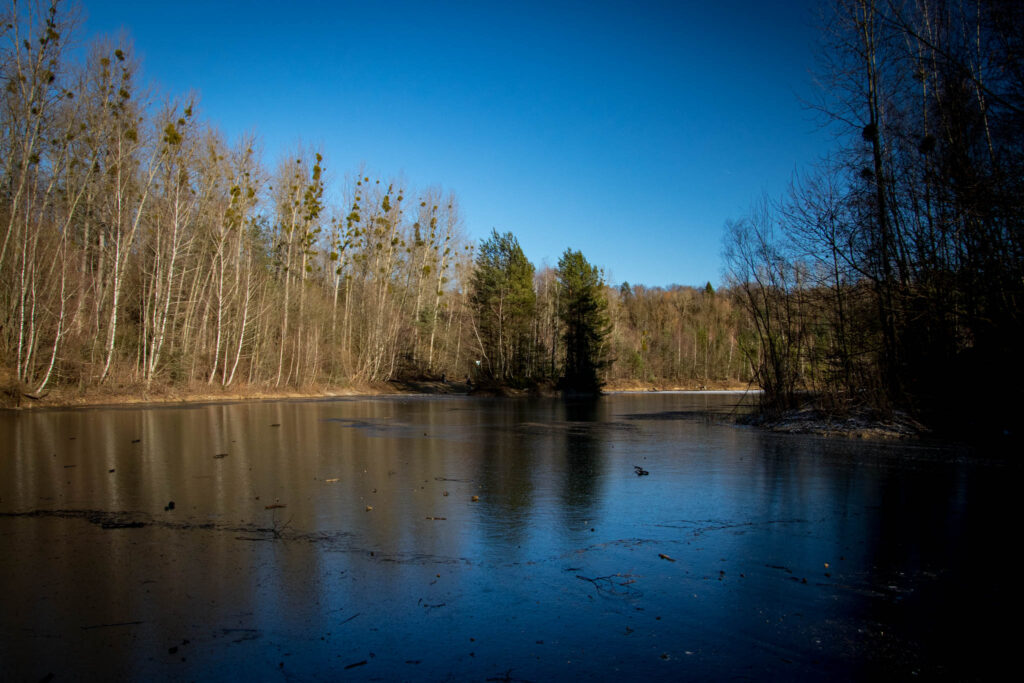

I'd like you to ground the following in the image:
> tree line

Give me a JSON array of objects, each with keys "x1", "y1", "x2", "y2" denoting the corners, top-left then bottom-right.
[
  {"x1": 1, "y1": 0, "x2": 754, "y2": 401},
  {"x1": 724, "y1": 0, "x2": 1023, "y2": 437},
  {"x1": 440, "y1": 228, "x2": 758, "y2": 392}
]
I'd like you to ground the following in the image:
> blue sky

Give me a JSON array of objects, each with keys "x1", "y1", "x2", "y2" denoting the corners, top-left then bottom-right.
[{"x1": 79, "y1": 0, "x2": 831, "y2": 288}]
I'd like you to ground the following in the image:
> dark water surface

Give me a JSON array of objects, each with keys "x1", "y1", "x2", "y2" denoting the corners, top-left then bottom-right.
[{"x1": 0, "y1": 393, "x2": 1016, "y2": 681}]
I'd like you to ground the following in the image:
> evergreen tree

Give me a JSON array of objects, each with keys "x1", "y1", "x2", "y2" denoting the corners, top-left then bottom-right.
[
  {"x1": 469, "y1": 230, "x2": 536, "y2": 383},
  {"x1": 557, "y1": 249, "x2": 610, "y2": 392}
]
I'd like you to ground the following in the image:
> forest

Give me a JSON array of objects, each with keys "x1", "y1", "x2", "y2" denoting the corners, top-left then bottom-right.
[
  {"x1": 0, "y1": 0, "x2": 755, "y2": 404},
  {"x1": 6, "y1": 0, "x2": 1019, "y2": 441},
  {"x1": 724, "y1": 0, "x2": 1023, "y2": 439}
]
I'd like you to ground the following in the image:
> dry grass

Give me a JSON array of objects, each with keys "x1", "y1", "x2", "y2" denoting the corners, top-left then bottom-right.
[
  {"x1": 603, "y1": 378, "x2": 753, "y2": 392},
  {"x1": 3, "y1": 379, "x2": 408, "y2": 410},
  {"x1": 3, "y1": 374, "x2": 758, "y2": 410}
]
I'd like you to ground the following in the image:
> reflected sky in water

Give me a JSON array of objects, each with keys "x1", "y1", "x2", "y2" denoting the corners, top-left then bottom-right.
[{"x1": 0, "y1": 393, "x2": 1016, "y2": 680}]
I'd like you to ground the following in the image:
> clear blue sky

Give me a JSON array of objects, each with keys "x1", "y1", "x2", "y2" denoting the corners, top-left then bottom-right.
[{"x1": 78, "y1": 0, "x2": 831, "y2": 288}]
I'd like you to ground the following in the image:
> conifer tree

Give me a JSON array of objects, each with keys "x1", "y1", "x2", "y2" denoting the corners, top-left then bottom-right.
[
  {"x1": 557, "y1": 249, "x2": 609, "y2": 393},
  {"x1": 469, "y1": 230, "x2": 536, "y2": 383}
]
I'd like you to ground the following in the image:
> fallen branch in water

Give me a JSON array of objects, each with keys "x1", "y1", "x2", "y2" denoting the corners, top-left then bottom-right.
[{"x1": 576, "y1": 573, "x2": 641, "y2": 596}]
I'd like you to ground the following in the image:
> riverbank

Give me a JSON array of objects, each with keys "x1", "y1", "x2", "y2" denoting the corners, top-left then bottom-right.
[
  {"x1": 604, "y1": 378, "x2": 754, "y2": 393},
  {"x1": 1, "y1": 379, "x2": 446, "y2": 411},
  {"x1": 739, "y1": 405, "x2": 929, "y2": 440},
  {"x1": 2, "y1": 376, "x2": 755, "y2": 410},
  {"x1": 4, "y1": 379, "x2": 935, "y2": 445}
]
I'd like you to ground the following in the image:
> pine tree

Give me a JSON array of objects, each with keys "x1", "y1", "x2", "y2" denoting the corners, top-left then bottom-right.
[
  {"x1": 557, "y1": 249, "x2": 609, "y2": 393},
  {"x1": 469, "y1": 230, "x2": 536, "y2": 384}
]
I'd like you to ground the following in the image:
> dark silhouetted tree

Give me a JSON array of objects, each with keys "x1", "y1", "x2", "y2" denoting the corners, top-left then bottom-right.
[{"x1": 557, "y1": 249, "x2": 609, "y2": 393}]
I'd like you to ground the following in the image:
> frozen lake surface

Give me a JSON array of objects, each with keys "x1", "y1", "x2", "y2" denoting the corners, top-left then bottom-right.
[{"x1": 0, "y1": 393, "x2": 1016, "y2": 680}]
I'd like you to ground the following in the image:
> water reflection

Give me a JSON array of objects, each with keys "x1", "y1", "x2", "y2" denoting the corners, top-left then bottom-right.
[
  {"x1": 562, "y1": 398, "x2": 605, "y2": 514},
  {"x1": 0, "y1": 393, "x2": 1016, "y2": 680}
]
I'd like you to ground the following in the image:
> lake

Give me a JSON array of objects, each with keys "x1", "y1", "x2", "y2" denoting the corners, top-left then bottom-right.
[{"x1": 0, "y1": 392, "x2": 1016, "y2": 680}]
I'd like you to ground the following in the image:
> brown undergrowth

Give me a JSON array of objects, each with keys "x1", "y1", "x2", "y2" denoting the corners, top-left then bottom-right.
[
  {"x1": 739, "y1": 404, "x2": 929, "y2": 440},
  {"x1": 2, "y1": 378, "x2": 415, "y2": 410},
  {"x1": 603, "y1": 378, "x2": 753, "y2": 392},
  {"x1": 4, "y1": 374, "x2": 755, "y2": 410}
]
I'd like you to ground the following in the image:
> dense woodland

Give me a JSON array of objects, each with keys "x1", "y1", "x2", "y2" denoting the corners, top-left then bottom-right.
[
  {"x1": 1, "y1": 0, "x2": 755, "y2": 402},
  {"x1": 725, "y1": 0, "x2": 1023, "y2": 438}
]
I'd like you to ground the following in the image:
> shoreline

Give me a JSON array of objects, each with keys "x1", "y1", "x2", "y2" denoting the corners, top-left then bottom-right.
[
  {"x1": 739, "y1": 405, "x2": 930, "y2": 440},
  {"x1": 4, "y1": 381, "x2": 447, "y2": 412},
  {"x1": 3, "y1": 378, "x2": 756, "y2": 411},
  {"x1": 7, "y1": 380, "x2": 955, "y2": 444},
  {"x1": 6, "y1": 381, "x2": 931, "y2": 444}
]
